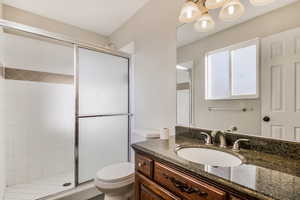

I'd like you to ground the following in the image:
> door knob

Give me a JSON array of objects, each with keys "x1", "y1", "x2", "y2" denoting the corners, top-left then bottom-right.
[{"x1": 263, "y1": 116, "x2": 270, "y2": 122}]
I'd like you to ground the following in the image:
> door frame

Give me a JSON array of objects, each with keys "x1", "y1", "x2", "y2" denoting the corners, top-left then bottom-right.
[{"x1": 176, "y1": 61, "x2": 194, "y2": 126}]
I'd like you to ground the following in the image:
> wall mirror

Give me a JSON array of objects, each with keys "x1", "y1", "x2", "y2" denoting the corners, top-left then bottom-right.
[{"x1": 176, "y1": 0, "x2": 300, "y2": 142}]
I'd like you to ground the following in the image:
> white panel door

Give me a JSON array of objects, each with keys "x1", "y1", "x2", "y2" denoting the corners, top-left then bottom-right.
[{"x1": 261, "y1": 27, "x2": 300, "y2": 141}]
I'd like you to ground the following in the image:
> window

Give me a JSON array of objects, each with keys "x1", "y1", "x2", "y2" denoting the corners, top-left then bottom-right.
[{"x1": 205, "y1": 39, "x2": 259, "y2": 100}]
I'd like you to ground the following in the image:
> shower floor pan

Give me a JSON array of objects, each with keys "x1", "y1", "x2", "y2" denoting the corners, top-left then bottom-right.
[{"x1": 4, "y1": 173, "x2": 74, "y2": 200}]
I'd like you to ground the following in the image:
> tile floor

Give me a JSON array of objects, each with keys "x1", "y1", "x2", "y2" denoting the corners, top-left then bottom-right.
[{"x1": 4, "y1": 173, "x2": 74, "y2": 200}]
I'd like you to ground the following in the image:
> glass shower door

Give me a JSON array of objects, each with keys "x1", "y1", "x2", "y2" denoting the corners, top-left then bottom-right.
[{"x1": 77, "y1": 47, "x2": 129, "y2": 184}]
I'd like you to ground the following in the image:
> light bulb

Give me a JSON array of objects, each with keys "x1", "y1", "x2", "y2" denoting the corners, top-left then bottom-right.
[
  {"x1": 228, "y1": 5, "x2": 235, "y2": 15},
  {"x1": 194, "y1": 13, "x2": 215, "y2": 32},
  {"x1": 250, "y1": 0, "x2": 275, "y2": 6},
  {"x1": 205, "y1": 0, "x2": 226, "y2": 9},
  {"x1": 201, "y1": 20, "x2": 208, "y2": 28},
  {"x1": 179, "y1": 1, "x2": 202, "y2": 23},
  {"x1": 186, "y1": 9, "x2": 193, "y2": 18},
  {"x1": 219, "y1": 0, "x2": 245, "y2": 21}
]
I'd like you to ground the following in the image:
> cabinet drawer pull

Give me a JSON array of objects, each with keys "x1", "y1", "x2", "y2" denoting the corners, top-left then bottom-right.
[
  {"x1": 135, "y1": 154, "x2": 154, "y2": 178},
  {"x1": 162, "y1": 173, "x2": 208, "y2": 197},
  {"x1": 138, "y1": 162, "x2": 145, "y2": 167}
]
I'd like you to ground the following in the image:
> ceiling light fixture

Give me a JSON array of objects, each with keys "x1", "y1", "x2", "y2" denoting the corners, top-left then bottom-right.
[
  {"x1": 179, "y1": 0, "x2": 202, "y2": 23},
  {"x1": 194, "y1": 13, "x2": 215, "y2": 32},
  {"x1": 219, "y1": 0, "x2": 245, "y2": 21},
  {"x1": 205, "y1": 0, "x2": 226, "y2": 9},
  {"x1": 179, "y1": 0, "x2": 276, "y2": 33}
]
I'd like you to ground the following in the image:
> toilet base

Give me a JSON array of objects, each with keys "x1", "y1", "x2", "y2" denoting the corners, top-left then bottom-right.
[
  {"x1": 104, "y1": 189, "x2": 134, "y2": 200},
  {"x1": 97, "y1": 183, "x2": 134, "y2": 200}
]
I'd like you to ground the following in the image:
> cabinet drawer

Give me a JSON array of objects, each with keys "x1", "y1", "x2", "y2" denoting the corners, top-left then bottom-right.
[
  {"x1": 136, "y1": 172, "x2": 180, "y2": 200},
  {"x1": 135, "y1": 153, "x2": 154, "y2": 178},
  {"x1": 154, "y1": 162, "x2": 226, "y2": 200}
]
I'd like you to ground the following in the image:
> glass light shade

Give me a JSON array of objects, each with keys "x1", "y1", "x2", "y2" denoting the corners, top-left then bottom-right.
[
  {"x1": 219, "y1": 0, "x2": 245, "y2": 21},
  {"x1": 205, "y1": 0, "x2": 227, "y2": 9},
  {"x1": 249, "y1": 0, "x2": 275, "y2": 6},
  {"x1": 179, "y1": 1, "x2": 202, "y2": 23},
  {"x1": 194, "y1": 14, "x2": 215, "y2": 32}
]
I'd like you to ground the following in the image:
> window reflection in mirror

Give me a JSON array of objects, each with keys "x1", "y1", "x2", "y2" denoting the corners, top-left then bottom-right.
[
  {"x1": 176, "y1": 0, "x2": 300, "y2": 142},
  {"x1": 205, "y1": 39, "x2": 259, "y2": 100}
]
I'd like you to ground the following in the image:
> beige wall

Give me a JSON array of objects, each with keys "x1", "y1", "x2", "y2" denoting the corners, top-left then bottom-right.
[
  {"x1": 0, "y1": 2, "x2": 6, "y2": 198},
  {"x1": 2, "y1": 5, "x2": 109, "y2": 46},
  {"x1": 177, "y1": 2, "x2": 300, "y2": 135},
  {"x1": 110, "y1": 0, "x2": 181, "y2": 130}
]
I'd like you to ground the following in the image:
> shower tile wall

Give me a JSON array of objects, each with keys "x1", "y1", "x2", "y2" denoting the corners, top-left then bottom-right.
[
  {"x1": 5, "y1": 81, "x2": 74, "y2": 185},
  {"x1": 4, "y1": 68, "x2": 73, "y2": 84},
  {"x1": 3, "y1": 32, "x2": 75, "y2": 186}
]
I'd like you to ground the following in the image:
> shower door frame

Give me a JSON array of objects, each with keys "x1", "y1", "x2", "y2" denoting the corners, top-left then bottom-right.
[
  {"x1": 0, "y1": 19, "x2": 132, "y2": 188},
  {"x1": 74, "y1": 45, "x2": 132, "y2": 185}
]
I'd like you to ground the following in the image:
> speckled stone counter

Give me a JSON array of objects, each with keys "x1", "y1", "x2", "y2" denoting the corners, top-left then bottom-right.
[{"x1": 132, "y1": 135, "x2": 300, "y2": 200}]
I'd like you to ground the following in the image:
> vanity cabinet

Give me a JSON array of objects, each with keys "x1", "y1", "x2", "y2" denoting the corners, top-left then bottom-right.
[
  {"x1": 135, "y1": 153, "x2": 154, "y2": 178},
  {"x1": 135, "y1": 152, "x2": 251, "y2": 200},
  {"x1": 136, "y1": 172, "x2": 180, "y2": 200},
  {"x1": 154, "y1": 162, "x2": 226, "y2": 200}
]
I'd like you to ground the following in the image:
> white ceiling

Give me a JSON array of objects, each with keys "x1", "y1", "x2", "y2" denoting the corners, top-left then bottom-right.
[
  {"x1": 3, "y1": 0, "x2": 150, "y2": 36},
  {"x1": 177, "y1": 0, "x2": 298, "y2": 47}
]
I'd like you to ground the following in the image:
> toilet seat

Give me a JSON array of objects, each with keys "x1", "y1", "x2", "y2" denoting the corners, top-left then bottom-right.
[{"x1": 95, "y1": 162, "x2": 135, "y2": 189}]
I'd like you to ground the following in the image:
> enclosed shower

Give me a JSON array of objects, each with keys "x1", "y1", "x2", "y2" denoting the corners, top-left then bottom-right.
[{"x1": 0, "y1": 20, "x2": 131, "y2": 200}]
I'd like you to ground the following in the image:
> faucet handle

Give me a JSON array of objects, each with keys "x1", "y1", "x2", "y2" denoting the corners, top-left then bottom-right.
[
  {"x1": 233, "y1": 139, "x2": 249, "y2": 151},
  {"x1": 210, "y1": 130, "x2": 221, "y2": 137},
  {"x1": 200, "y1": 132, "x2": 212, "y2": 145}
]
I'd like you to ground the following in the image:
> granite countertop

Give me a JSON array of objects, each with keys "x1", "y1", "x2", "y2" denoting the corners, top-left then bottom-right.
[{"x1": 132, "y1": 136, "x2": 300, "y2": 200}]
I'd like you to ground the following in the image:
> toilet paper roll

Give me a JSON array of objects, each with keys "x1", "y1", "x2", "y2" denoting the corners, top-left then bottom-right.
[{"x1": 160, "y1": 128, "x2": 169, "y2": 140}]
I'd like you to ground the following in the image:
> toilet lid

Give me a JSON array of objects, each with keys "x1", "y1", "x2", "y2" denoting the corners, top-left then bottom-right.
[{"x1": 96, "y1": 162, "x2": 134, "y2": 183}]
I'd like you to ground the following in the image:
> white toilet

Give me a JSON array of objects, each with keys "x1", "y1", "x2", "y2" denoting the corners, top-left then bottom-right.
[
  {"x1": 95, "y1": 162, "x2": 135, "y2": 200},
  {"x1": 94, "y1": 129, "x2": 160, "y2": 200}
]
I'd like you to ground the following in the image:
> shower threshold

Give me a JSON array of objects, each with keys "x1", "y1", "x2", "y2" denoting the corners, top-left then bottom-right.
[{"x1": 4, "y1": 173, "x2": 74, "y2": 200}]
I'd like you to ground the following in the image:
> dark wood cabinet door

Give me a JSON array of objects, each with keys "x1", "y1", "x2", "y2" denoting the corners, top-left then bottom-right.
[
  {"x1": 141, "y1": 185, "x2": 164, "y2": 200},
  {"x1": 134, "y1": 152, "x2": 256, "y2": 200},
  {"x1": 154, "y1": 162, "x2": 226, "y2": 200},
  {"x1": 136, "y1": 172, "x2": 181, "y2": 200}
]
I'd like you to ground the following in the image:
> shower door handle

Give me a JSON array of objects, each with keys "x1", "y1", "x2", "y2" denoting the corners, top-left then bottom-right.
[{"x1": 78, "y1": 113, "x2": 133, "y2": 118}]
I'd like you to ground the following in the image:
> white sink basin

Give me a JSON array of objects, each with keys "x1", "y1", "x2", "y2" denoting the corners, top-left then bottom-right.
[{"x1": 176, "y1": 147, "x2": 242, "y2": 167}]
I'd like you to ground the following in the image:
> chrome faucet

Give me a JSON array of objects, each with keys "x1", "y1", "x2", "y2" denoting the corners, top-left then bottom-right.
[
  {"x1": 211, "y1": 130, "x2": 227, "y2": 148},
  {"x1": 233, "y1": 139, "x2": 249, "y2": 151},
  {"x1": 199, "y1": 132, "x2": 212, "y2": 145}
]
